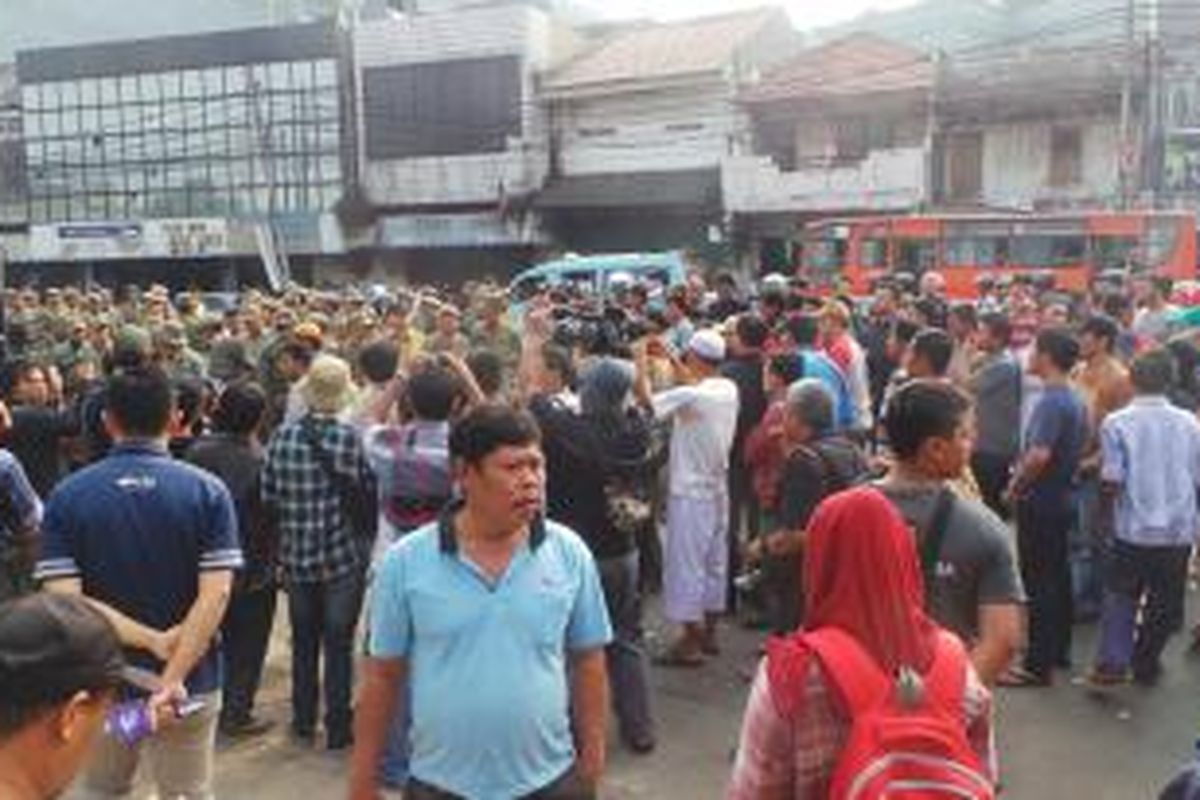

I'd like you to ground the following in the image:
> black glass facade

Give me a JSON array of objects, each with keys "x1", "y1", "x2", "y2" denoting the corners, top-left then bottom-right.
[{"x1": 17, "y1": 23, "x2": 345, "y2": 224}]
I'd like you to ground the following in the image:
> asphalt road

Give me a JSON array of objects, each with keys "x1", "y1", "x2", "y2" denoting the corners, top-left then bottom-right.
[{"x1": 195, "y1": 590, "x2": 1200, "y2": 800}]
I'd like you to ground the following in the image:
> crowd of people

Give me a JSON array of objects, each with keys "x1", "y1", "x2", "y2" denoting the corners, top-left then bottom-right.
[{"x1": 0, "y1": 264, "x2": 1199, "y2": 798}]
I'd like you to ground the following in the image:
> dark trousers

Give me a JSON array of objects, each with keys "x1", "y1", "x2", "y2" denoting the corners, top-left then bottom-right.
[
  {"x1": 406, "y1": 767, "x2": 593, "y2": 800},
  {"x1": 727, "y1": 464, "x2": 759, "y2": 610},
  {"x1": 1096, "y1": 541, "x2": 1191, "y2": 680},
  {"x1": 287, "y1": 571, "x2": 365, "y2": 737},
  {"x1": 1018, "y1": 502, "x2": 1075, "y2": 677},
  {"x1": 220, "y1": 585, "x2": 278, "y2": 726},
  {"x1": 762, "y1": 552, "x2": 801, "y2": 635},
  {"x1": 596, "y1": 552, "x2": 654, "y2": 748},
  {"x1": 971, "y1": 451, "x2": 1013, "y2": 520}
]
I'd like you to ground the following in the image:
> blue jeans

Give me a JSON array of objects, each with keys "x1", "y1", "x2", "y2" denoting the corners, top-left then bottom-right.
[
  {"x1": 1071, "y1": 476, "x2": 1106, "y2": 621},
  {"x1": 287, "y1": 571, "x2": 365, "y2": 739}
]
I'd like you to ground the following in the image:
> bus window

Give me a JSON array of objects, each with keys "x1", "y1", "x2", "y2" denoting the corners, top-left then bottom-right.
[
  {"x1": 1091, "y1": 235, "x2": 1138, "y2": 272},
  {"x1": 896, "y1": 238, "x2": 936, "y2": 274},
  {"x1": 944, "y1": 237, "x2": 1009, "y2": 267},
  {"x1": 805, "y1": 239, "x2": 848, "y2": 274},
  {"x1": 861, "y1": 238, "x2": 888, "y2": 268},
  {"x1": 1147, "y1": 217, "x2": 1182, "y2": 265},
  {"x1": 1011, "y1": 234, "x2": 1085, "y2": 267}
]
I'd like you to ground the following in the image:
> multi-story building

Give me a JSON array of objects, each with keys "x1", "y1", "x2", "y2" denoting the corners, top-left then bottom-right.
[
  {"x1": 353, "y1": 0, "x2": 579, "y2": 283},
  {"x1": 9, "y1": 21, "x2": 348, "y2": 285},
  {"x1": 725, "y1": 33, "x2": 934, "y2": 272},
  {"x1": 0, "y1": 64, "x2": 24, "y2": 231},
  {"x1": 537, "y1": 7, "x2": 797, "y2": 256}
]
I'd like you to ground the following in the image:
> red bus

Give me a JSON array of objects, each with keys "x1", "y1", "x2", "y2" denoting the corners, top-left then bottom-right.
[{"x1": 798, "y1": 211, "x2": 1197, "y2": 297}]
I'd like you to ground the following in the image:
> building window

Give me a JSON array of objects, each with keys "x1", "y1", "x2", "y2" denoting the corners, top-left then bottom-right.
[
  {"x1": 22, "y1": 57, "x2": 343, "y2": 223},
  {"x1": 578, "y1": 126, "x2": 616, "y2": 138},
  {"x1": 944, "y1": 131, "x2": 983, "y2": 203},
  {"x1": 362, "y1": 55, "x2": 522, "y2": 159},
  {"x1": 665, "y1": 122, "x2": 704, "y2": 133},
  {"x1": 1049, "y1": 126, "x2": 1082, "y2": 188}
]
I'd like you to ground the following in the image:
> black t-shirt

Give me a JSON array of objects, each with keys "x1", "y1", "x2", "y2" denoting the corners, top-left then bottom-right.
[
  {"x1": 776, "y1": 435, "x2": 867, "y2": 531},
  {"x1": 531, "y1": 395, "x2": 653, "y2": 560},
  {"x1": 4, "y1": 406, "x2": 78, "y2": 498},
  {"x1": 721, "y1": 355, "x2": 767, "y2": 457}
]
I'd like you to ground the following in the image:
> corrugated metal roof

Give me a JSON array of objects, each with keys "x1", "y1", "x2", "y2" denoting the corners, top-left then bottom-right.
[
  {"x1": 543, "y1": 7, "x2": 782, "y2": 92},
  {"x1": 536, "y1": 169, "x2": 720, "y2": 210},
  {"x1": 741, "y1": 33, "x2": 931, "y2": 105}
]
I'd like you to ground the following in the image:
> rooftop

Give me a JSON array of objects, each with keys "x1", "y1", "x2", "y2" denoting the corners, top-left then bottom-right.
[
  {"x1": 543, "y1": 6, "x2": 783, "y2": 92},
  {"x1": 741, "y1": 32, "x2": 931, "y2": 105}
]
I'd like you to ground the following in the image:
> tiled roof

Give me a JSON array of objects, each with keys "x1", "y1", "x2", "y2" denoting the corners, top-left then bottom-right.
[
  {"x1": 741, "y1": 32, "x2": 931, "y2": 104},
  {"x1": 544, "y1": 7, "x2": 782, "y2": 91}
]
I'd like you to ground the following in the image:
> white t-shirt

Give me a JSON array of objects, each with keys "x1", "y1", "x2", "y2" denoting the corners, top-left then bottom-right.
[{"x1": 652, "y1": 376, "x2": 739, "y2": 498}]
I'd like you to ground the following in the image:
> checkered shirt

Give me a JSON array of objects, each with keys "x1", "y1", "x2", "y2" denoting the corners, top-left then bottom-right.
[
  {"x1": 263, "y1": 414, "x2": 373, "y2": 584},
  {"x1": 728, "y1": 657, "x2": 995, "y2": 799}
]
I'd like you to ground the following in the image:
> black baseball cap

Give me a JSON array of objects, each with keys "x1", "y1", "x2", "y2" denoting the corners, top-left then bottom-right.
[{"x1": 0, "y1": 594, "x2": 125, "y2": 708}]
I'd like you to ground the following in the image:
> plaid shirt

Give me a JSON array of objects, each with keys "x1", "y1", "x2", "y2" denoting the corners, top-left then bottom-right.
[
  {"x1": 263, "y1": 414, "x2": 373, "y2": 584},
  {"x1": 728, "y1": 658, "x2": 994, "y2": 799}
]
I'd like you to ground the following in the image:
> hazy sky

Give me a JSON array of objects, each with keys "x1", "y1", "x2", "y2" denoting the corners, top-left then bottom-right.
[{"x1": 587, "y1": 0, "x2": 922, "y2": 29}]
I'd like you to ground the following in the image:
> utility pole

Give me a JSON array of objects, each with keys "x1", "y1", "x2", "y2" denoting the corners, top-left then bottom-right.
[
  {"x1": 1118, "y1": 0, "x2": 1134, "y2": 208},
  {"x1": 1145, "y1": 0, "x2": 1164, "y2": 206}
]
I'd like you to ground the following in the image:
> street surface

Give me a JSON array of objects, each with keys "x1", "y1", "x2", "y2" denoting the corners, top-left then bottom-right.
[{"x1": 205, "y1": 595, "x2": 1200, "y2": 799}]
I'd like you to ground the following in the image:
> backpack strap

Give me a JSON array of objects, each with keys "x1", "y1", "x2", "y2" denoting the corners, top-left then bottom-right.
[
  {"x1": 805, "y1": 627, "x2": 893, "y2": 717},
  {"x1": 921, "y1": 487, "x2": 957, "y2": 587}
]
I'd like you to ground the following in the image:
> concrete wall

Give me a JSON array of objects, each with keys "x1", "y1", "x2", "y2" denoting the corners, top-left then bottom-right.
[
  {"x1": 556, "y1": 82, "x2": 736, "y2": 175},
  {"x1": 722, "y1": 148, "x2": 928, "y2": 214},
  {"x1": 356, "y1": 4, "x2": 573, "y2": 206},
  {"x1": 979, "y1": 116, "x2": 1120, "y2": 209}
]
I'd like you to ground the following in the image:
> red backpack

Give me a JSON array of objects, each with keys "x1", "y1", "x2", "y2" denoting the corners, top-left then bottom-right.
[{"x1": 806, "y1": 627, "x2": 995, "y2": 800}]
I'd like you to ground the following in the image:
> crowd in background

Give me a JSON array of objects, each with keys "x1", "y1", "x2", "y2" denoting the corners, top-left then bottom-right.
[{"x1": 1, "y1": 262, "x2": 1200, "y2": 799}]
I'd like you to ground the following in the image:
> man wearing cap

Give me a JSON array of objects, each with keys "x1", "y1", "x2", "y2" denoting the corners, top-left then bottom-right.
[
  {"x1": 263, "y1": 354, "x2": 374, "y2": 750},
  {"x1": 35, "y1": 366, "x2": 242, "y2": 798},
  {"x1": 157, "y1": 322, "x2": 206, "y2": 383},
  {"x1": 634, "y1": 329, "x2": 739, "y2": 665},
  {"x1": 0, "y1": 593, "x2": 126, "y2": 800},
  {"x1": 469, "y1": 293, "x2": 522, "y2": 375},
  {"x1": 426, "y1": 305, "x2": 470, "y2": 359}
]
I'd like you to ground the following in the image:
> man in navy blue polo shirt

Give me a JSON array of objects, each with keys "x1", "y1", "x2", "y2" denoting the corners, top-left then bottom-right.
[
  {"x1": 35, "y1": 366, "x2": 242, "y2": 799},
  {"x1": 348, "y1": 405, "x2": 613, "y2": 800}
]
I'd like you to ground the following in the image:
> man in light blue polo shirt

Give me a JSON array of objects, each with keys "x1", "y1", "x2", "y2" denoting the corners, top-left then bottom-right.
[
  {"x1": 1089, "y1": 348, "x2": 1200, "y2": 688},
  {"x1": 349, "y1": 405, "x2": 612, "y2": 800}
]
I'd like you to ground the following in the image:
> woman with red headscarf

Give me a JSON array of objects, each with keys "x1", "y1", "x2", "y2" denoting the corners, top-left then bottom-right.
[{"x1": 727, "y1": 487, "x2": 995, "y2": 799}]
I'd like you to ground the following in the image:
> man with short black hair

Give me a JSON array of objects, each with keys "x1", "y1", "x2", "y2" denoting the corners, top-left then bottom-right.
[
  {"x1": 1004, "y1": 327, "x2": 1089, "y2": 686},
  {"x1": 905, "y1": 328, "x2": 955, "y2": 380},
  {"x1": 0, "y1": 593, "x2": 125, "y2": 800},
  {"x1": 1073, "y1": 314, "x2": 1134, "y2": 620},
  {"x1": 784, "y1": 314, "x2": 855, "y2": 431},
  {"x1": 1089, "y1": 349, "x2": 1200, "y2": 687},
  {"x1": 36, "y1": 366, "x2": 242, "y2": 798},
  {"x1": 186, "y1": 381, "x2": 277, "y2": 739},
  {"x1": 970, "y1": 312, "x2": 1022, "y2": 517},
  {"x1": 877, "y1": 380, "x2": 1024, "y2": 685},
  {"x1": 350, "y1": 405, "x2": 612, "y2": 800}
]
